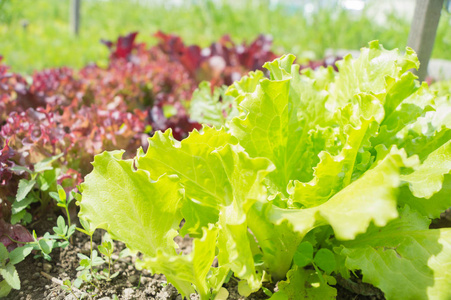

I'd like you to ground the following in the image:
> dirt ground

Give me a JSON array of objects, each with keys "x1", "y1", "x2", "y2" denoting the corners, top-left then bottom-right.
[{"x1": 14, "y1": 209, "x2": 451, "y2": 299}]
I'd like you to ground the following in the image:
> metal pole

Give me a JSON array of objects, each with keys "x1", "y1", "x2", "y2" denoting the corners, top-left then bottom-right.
[
  {"x1": 407, "y1": 0, "x2": 443, "y2": 82},
  {"x1": 70, "y1": 0, "x2": 81, "y2": 35}
]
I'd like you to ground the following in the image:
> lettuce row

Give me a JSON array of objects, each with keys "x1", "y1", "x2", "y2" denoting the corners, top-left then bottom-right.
[{"x1": 79, "y1": 41, "x2": 451, "y2": 300}]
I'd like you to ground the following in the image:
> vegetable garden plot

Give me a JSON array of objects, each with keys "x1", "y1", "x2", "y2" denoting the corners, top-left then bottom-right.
[
  {"x1": 80, "y1": 41, "x2": 451, "y2": 300},
  {"x1": 0, "y1": 31, "x2": 281, "y2": 233},
  {"x1": 1, "y1": 29, "x2": 451, "y2": 299},
  {"x1": 0, "y1": 32, "x2": 343, "y2": 298}
]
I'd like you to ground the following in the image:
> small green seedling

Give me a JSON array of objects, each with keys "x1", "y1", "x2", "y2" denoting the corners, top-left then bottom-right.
[
  {"x1": 70, "y1": 218, "x2": 132, "y2": 297},
  {"x1": 77, "y1": 250, "x2": 105, "y2": 275},
  {"x1": 50, "y1": 185, "x2": 76, "y2": 231},
  {"x1": 76, "y1": 250, "x2": 103, "y2": 291},
  {"x1": 31, "y1": 216, "x2": 75, "y2": 261},
  {"x1": 60, "y1": 279, "x2": 88, "y2": 300},
  {"x1": 51, "y1": 216, "x2": 76, "y2": 244},
  {"x1": 76, "y1": 219, "x2": 131, "y2": 284},
  {"x1": 0, "y1": 244, "x2": 33, "y2": 297},
  {"x1": 97, "y1": 233, "x2": 119, "y2": 281},
  {"x1": 74, "y1": 269, "x2": 100, "y2": 294},
  {"x1": 292, "y1": 241, "x2": 337, "y2": 286}
]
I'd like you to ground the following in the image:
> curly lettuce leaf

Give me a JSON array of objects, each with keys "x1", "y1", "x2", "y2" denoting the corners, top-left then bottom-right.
[
  {"x1": 269, "y1": 147, "x2": 417, "y2": 241},
  {"x1": 337, "y1": 206, "x2": 451, "y2": 300},
  {"x1": 329, "y1": 41, "x2": 418, "y2": 109},
  {"x1": 289, "y1": 117, "x2": 380, "y2": 208},
  {"x1": 247, "y1": 202, "x2": 302, "y2": 281},
  {"x1": 213, "y1": 144, "x2": 272, "y2": 291},
  {"x1": 82, "y1": 126, "x2": 274, "y2": 296},
  {"x1": 137, "y1": 126, "x2": 238, "y2": 211},
  {"x1": 189, "y1": 82, "x2": 237, "y2": 128},
  {"x1": 431, "y1": 79, "x2": 451, "y2": 97},
  {"x1": 226, "y1": 70, "x2": 265, "y2": 99},
  {"x1": 80, "y1": 42, "x2": 451, "y2": 300},
  {"x1": 397, "y1": 140, "x2": 451, "y2": 218},
  {"x1": 402, "y1": 139, "x2": 451, "y2": 198},
  {"x1": 230, "y1": 54, "x2": 331, "y2": 192},
  {"x1": 79, "y1": 151, "x2": 183, "y2": 256},
  {"x1": 136, "y1": 126, "x2": 272, "y2": 236},
  {"x1": 137, "y1": 225, "x2": 219, "y2": 299}
]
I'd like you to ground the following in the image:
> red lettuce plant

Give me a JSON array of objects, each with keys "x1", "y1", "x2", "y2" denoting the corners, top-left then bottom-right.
[{"x1": 154, "y1": 31, "x2": 278, "y2": 86}]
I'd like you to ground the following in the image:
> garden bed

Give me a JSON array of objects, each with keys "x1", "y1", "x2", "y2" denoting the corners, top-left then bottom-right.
[
  {"x1": 9, "y1": 209, "x2": 451, "y2": 299},
  {"x1": 2, "y1": 34, "x2": 451, "y2": 300},
  {"x1": 6, "y1": 216, "x2": 388, "y2": 300}
]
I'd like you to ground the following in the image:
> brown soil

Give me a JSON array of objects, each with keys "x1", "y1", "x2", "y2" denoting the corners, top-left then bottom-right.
[{"x1": 2, "y1": 212, "x2": 393, "y2": 300}]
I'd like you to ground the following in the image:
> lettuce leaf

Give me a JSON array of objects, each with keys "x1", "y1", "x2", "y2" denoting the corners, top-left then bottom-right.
[
  {"x1": 81, "y1": 126, "x2": 273, "y2": 298},
  {"x1": 80, "y1": 42, "x2": 451, "y2": 299},
  {"x1": 137, "y1": 225, "x2": 219, "y2": 298},
  {"x1": 269, "y1": 147, "x2": 417, "y2": 241},
  {"x1": 79, "y1": 151, "x2": 183, "y2": 256},
  {"x1": 230, "y1": 54, "x2": 331, "y2": 192},
  {"x1": 189, "y1": 82, "x2": 237, "y2": 128},
  {"x1": 337, "y1": 206, "x2": 451, "y2": 300}
]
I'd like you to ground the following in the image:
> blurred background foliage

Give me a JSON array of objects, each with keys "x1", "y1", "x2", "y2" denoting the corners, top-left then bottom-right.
[{"x1": 0, "y1": 0, "x2": 450, "y2": 74}]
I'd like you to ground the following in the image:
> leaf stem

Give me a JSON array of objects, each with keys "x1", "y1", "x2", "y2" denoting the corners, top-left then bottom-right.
[
  {"x1": 64, "y1": 205, "x2": 73, "y2": 244},
  {"x1": 137, "y1": 273, "x2": 142, "y2": 288},
  {"x1": 312, "y1": 262, "x2": 326, "y2": 286},
  {"x1": 2, "y1": 234, "x2": 32, "y2": 245},
  {"x1": 89, "y1": 234, "x2": 95, "y2": 279},
  {"x1": 88, "y1": 280, "x2": 100, "y2": 291},
  {"x1": 107, "y1": 251, "x2": 111, "y2": 280}
]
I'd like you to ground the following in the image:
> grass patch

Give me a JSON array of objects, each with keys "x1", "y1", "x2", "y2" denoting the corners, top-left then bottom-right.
[{"x1": 0, "y1": 0, "x2": 450, "y2": 73}]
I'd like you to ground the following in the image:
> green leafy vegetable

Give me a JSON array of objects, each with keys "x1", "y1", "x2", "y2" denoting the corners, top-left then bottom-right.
[
  {"x1": 189, "y1": 81, "x2": 237, "y2": 128},
  {"x1": 338, "y1": 206, "x2": 451, "y2": 299},
  {"x1": 80, "y1": 41, "x2": 451, "y2": 299}
]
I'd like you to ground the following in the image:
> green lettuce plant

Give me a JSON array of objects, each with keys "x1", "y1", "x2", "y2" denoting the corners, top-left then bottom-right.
[{"x1": 79, "y1": 41, "x2": 451, "y2": 299}]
